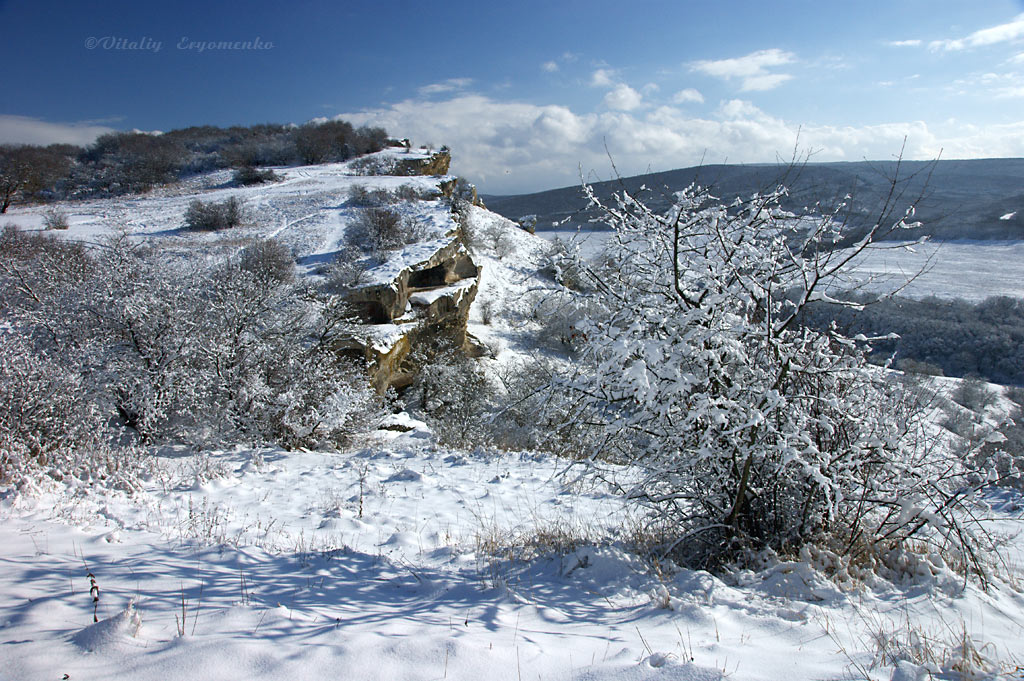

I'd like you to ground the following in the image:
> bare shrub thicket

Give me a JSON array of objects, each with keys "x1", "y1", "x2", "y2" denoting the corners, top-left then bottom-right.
[
  {"x1": 295, "y1": 122, "x2": 387, "y2": 165},
  {"x1": 404, "y1": 339, "x2": 491, "y2": 449},
  {"x1": 43, "y1": 207, "x2": 69, "y2": 230},
  {"x1": 0, "y1": 226, "x2": 386, "y2": 487},
  {"x1": 0, "y1": 120, "x2": 390, "y2": 210},
  {"x1": 233, "y1": 165, "x2": 280, "y2": 186},
  {"x1": 963, "y1": 386, "x2": 1024, "y2": 492},
  {"x1": 345, "y1": 207, "x2": 424, "y2": 258},
  {"x1": 237, "y1": 239, "x2": 294, "y2": 283},
  {"x1": 184, "y1": 196, "x2": 244, "y2": 231},
  {"x1": 952, "y1": 376, "x2": 996, "y2": 412},
  {"x1": 347, "y1": 184, "x2": 436, "y2": 207},
  {"x1": 321, "y1": 246, "x2": 370, "y2": 292},
  {"x1": 539, "y1": 160, "x2": 1018, "y2": 576}
]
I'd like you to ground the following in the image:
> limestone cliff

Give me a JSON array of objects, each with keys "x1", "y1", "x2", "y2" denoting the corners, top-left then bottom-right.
[{"x1": 341, "y1": 202, "x2": 480, "y2": 393}]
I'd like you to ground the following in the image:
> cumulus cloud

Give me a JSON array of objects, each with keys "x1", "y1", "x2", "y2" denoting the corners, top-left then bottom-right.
[
  {"x1": 930, "y1": 13, "x2": 1024, "y2": 51},
  {"x1": 673, "y1": 88, "x2": 705, "y2": 104},
  {"x1": 590, "y1": 68, "x2": 616, "y2": 87},
  {"x1": 691, "y1": 49, "x2": 796, "y2": 91},
  {"x1": 888, "y1": 39, "x2": 922, "y2": 47},
  {"x1": 336, "y1": 94, "x2": 1024, "y2": 194},
  {"x1": 541, "y1": 61, "x2": 558, "y2": 72},
  {"x1": 604, "y1": 83, "x2": 643, "y2": 111},
  {"x1": 0, "y1": 115, "x2": 116, "y2": 146},
  {"x1": 418, "y1": 78, "x2": 473, "y2": 96}
]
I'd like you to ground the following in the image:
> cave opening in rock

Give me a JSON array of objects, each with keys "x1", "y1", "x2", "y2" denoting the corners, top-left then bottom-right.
[{"x1": 408, "y1": 264, "x2": 447, "y2": 289}]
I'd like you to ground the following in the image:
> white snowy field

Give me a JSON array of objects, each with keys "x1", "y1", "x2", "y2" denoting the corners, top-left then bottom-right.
[
  {"x1": 1, "y1": 153, "x2": 458, "y2": 288},
  {"x1": 539, "y1": 228, "x2": 1024, "y2": 303},
  {"x1": 4, "y1": 421, "x2": 1024, "y2": 681},
  {"x1": 3, "y1": 164, "x2": 1024, "y2": 681}
]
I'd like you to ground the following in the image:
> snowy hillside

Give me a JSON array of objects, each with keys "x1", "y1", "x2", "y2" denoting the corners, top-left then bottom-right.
[
  {"x1": 2, "y1": 149, "x2": 457, "y2": 283},
  {"x1": 3, "y1": 159, "x2": 1024, "y2": 681},
  {"x1": 4, "y1": 419, "x2": 1023, "y2": 681}
]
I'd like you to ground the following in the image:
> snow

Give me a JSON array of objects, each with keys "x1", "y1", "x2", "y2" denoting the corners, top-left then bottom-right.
[
  {"x1": 361, "y1": 236, "x2": 458, "y2": 287},
  {"x1": 1, "y1": 156, "x2": 457, "y2": 286},
  {"x1": 3, "y1": 429, "x2": 1023, "y2": 681},
  {"x1": 3, "y1": 166, "x2": 1024, "y2": 681},
  {"x1": 410, "y1": 278, "x2": 477, "y2": 306},
  {"x1": 538, "y1": 230, "x2": 1024, "y2": 302}
]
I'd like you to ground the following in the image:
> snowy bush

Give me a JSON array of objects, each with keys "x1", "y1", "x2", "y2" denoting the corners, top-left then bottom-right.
[
  {"x1": 183, "y1": 196, "x2": 244, "y2": 231},
  {"x1": 550, "y1": 174, "x2": 1008, "y2": 574},
  {"x1": 347, "y1": 184, "x2": 434, "y2": 207},
  {"x1": 404, "y1": 340, "x2": 491, "y2": 448},
  {"x1": 43, "y1": 207, "x2": 69, "y2": 230},
  {"x1": 321, "y1": 246, "x2": 370, "y2": 291},
  {"x1": 237, "y1": 239, "x2": 294, "y2": 283},
  {"x1": 348, "y1": 155, "x2": 397, "y2": 176},
  {"x1": 0, "y1": 228, "x2": 386, "y2": 458},
  {"x1": 346, "y1": 207, "x2": 424, "y2": 258},
  {"x1": 0, "y1": 230, "x2": 146, "y2": 488},
  {"x1": 232, "y1": 165, "x2": 280, "y2": 186}
]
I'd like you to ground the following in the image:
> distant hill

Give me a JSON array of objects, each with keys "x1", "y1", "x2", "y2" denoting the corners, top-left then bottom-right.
[{"x1": 482, "y1": 158, "x2": 1024, "y2": 242}]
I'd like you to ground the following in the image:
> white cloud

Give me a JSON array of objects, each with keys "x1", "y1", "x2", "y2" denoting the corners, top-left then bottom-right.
[
  {"x1": 604, "y1": 83, "x2": 643, "y2": 111},
  {"x1": 888, "y1": 39, "x2": 922, "y2": 47},
  {"x1": 418, "y1": 78, "x2": 473, "y2": 96},
  {"x1": 590, "y1": 68, "x2": 616, "y2": 87},
  {"x1": 741, "y1": 73, "x2": 793, "y2": 92},
  {"x1": 673, "y1": 88, "x2": 705, "y2": 104},
  {"x1": 930, "y1": 13, "x2": 1024, "y2": 51},
  {"x1": 336, "y1": 94, "x2": 1024, "y2": 194},
  {"x1": 541, "y1": 61, "x2": 558, "y2": 73},
  {"x1": 0, "y1": 115, "x2": 116, "y2": 146},
  {"x1": 691, "y1": 48, "x2": 796, "y2": 91}
]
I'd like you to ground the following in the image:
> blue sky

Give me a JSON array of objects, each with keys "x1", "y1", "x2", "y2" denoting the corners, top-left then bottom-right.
[{"x1": 2, "y1": 0, "x2": 1024, "y2": 193}]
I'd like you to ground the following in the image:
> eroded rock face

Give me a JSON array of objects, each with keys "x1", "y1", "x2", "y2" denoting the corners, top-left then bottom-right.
[
  {"x1": 344, "y1": 229, "x2": 480, "y2": 393},
  {"x1": 439, "y1": 177, "x2": 487, "y2": 209},
  {"x1": 394, "y1": 149, "x2": 451, "y2": 177}
]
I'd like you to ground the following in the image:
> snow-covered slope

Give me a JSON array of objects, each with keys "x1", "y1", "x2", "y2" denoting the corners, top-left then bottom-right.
[
  {"x1": 2, "y1": 169, "x2": 1024, "y2": 681},
  {"x1": 3, "y1": 419, "x2": 1023, "y2": 680},
  {"x1": 2, "y1": 151, "x2": 458, "y2": 284}
]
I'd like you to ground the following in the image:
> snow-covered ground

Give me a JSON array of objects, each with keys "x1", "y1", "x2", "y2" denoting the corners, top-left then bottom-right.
[
  {"x1": 1, "y1": 154, "x2": 458, "y2": 287},
  {"x1": 3, "y1": 419, "x2": 1024, "y2": 681},
  {"x1": 3, "y1": 167, "x2": 1024, "y2": 681},
  {"x1": 539, "y1": 228, "x2": 1024, "y2": 303}
]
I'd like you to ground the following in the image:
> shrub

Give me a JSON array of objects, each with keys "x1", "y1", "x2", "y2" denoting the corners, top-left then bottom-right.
[
  {"x1": 952, "y1": 376, "x2": 996, "y2": 412},
  {"x1": 895, "y1": 358, "x2": 944, "y2": 377},
  {"x1": 346, "y1": 207, "x2": 423, "y2": 257},
  {"x1": 183, "y1": 196, "x2": 244, "y2": 231},
  {"x1": 548, "y1": 167, "x2": 1005, "y2": 575},
  {"x1": 43, "y1": 207, "x2": 70, "y2": 230},
  {"x1": 1, "y1": 227, "x2": 386, "y2": 456},
  {"x1": 348, "y1": 155, "x2": 396, "y2": 176},
  {"x1": 237, "y1": 239, "x2": 294, "y2": 283},
  {"x1": 233, "y1": 165, "x2": 280, "y2": 186},
  {"x1": 347, "y1": 183, "x2": 435, "y2": 207},
  {"x1": 404, "y1": 339, "x2": 491, "y2": 448},
  {"x1": 322, "y1": 246, "x2": 370, "y2": 292},
  {"x1": 0, "y1": 224, "x2": 92, "y2": 319}
]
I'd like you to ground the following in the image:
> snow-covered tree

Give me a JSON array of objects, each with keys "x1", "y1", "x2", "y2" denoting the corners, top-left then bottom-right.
[{"x1": 553, "y1": 167, "x2": 1007, "y2": 573}]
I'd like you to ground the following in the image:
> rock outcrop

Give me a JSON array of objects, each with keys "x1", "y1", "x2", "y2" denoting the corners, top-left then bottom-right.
[
  {"x1": 342, "y1": 216, "x2": 480, "y2": 393},
  {"x1": 394, "y1": 149, "x2": 451, "y2": 177}
]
